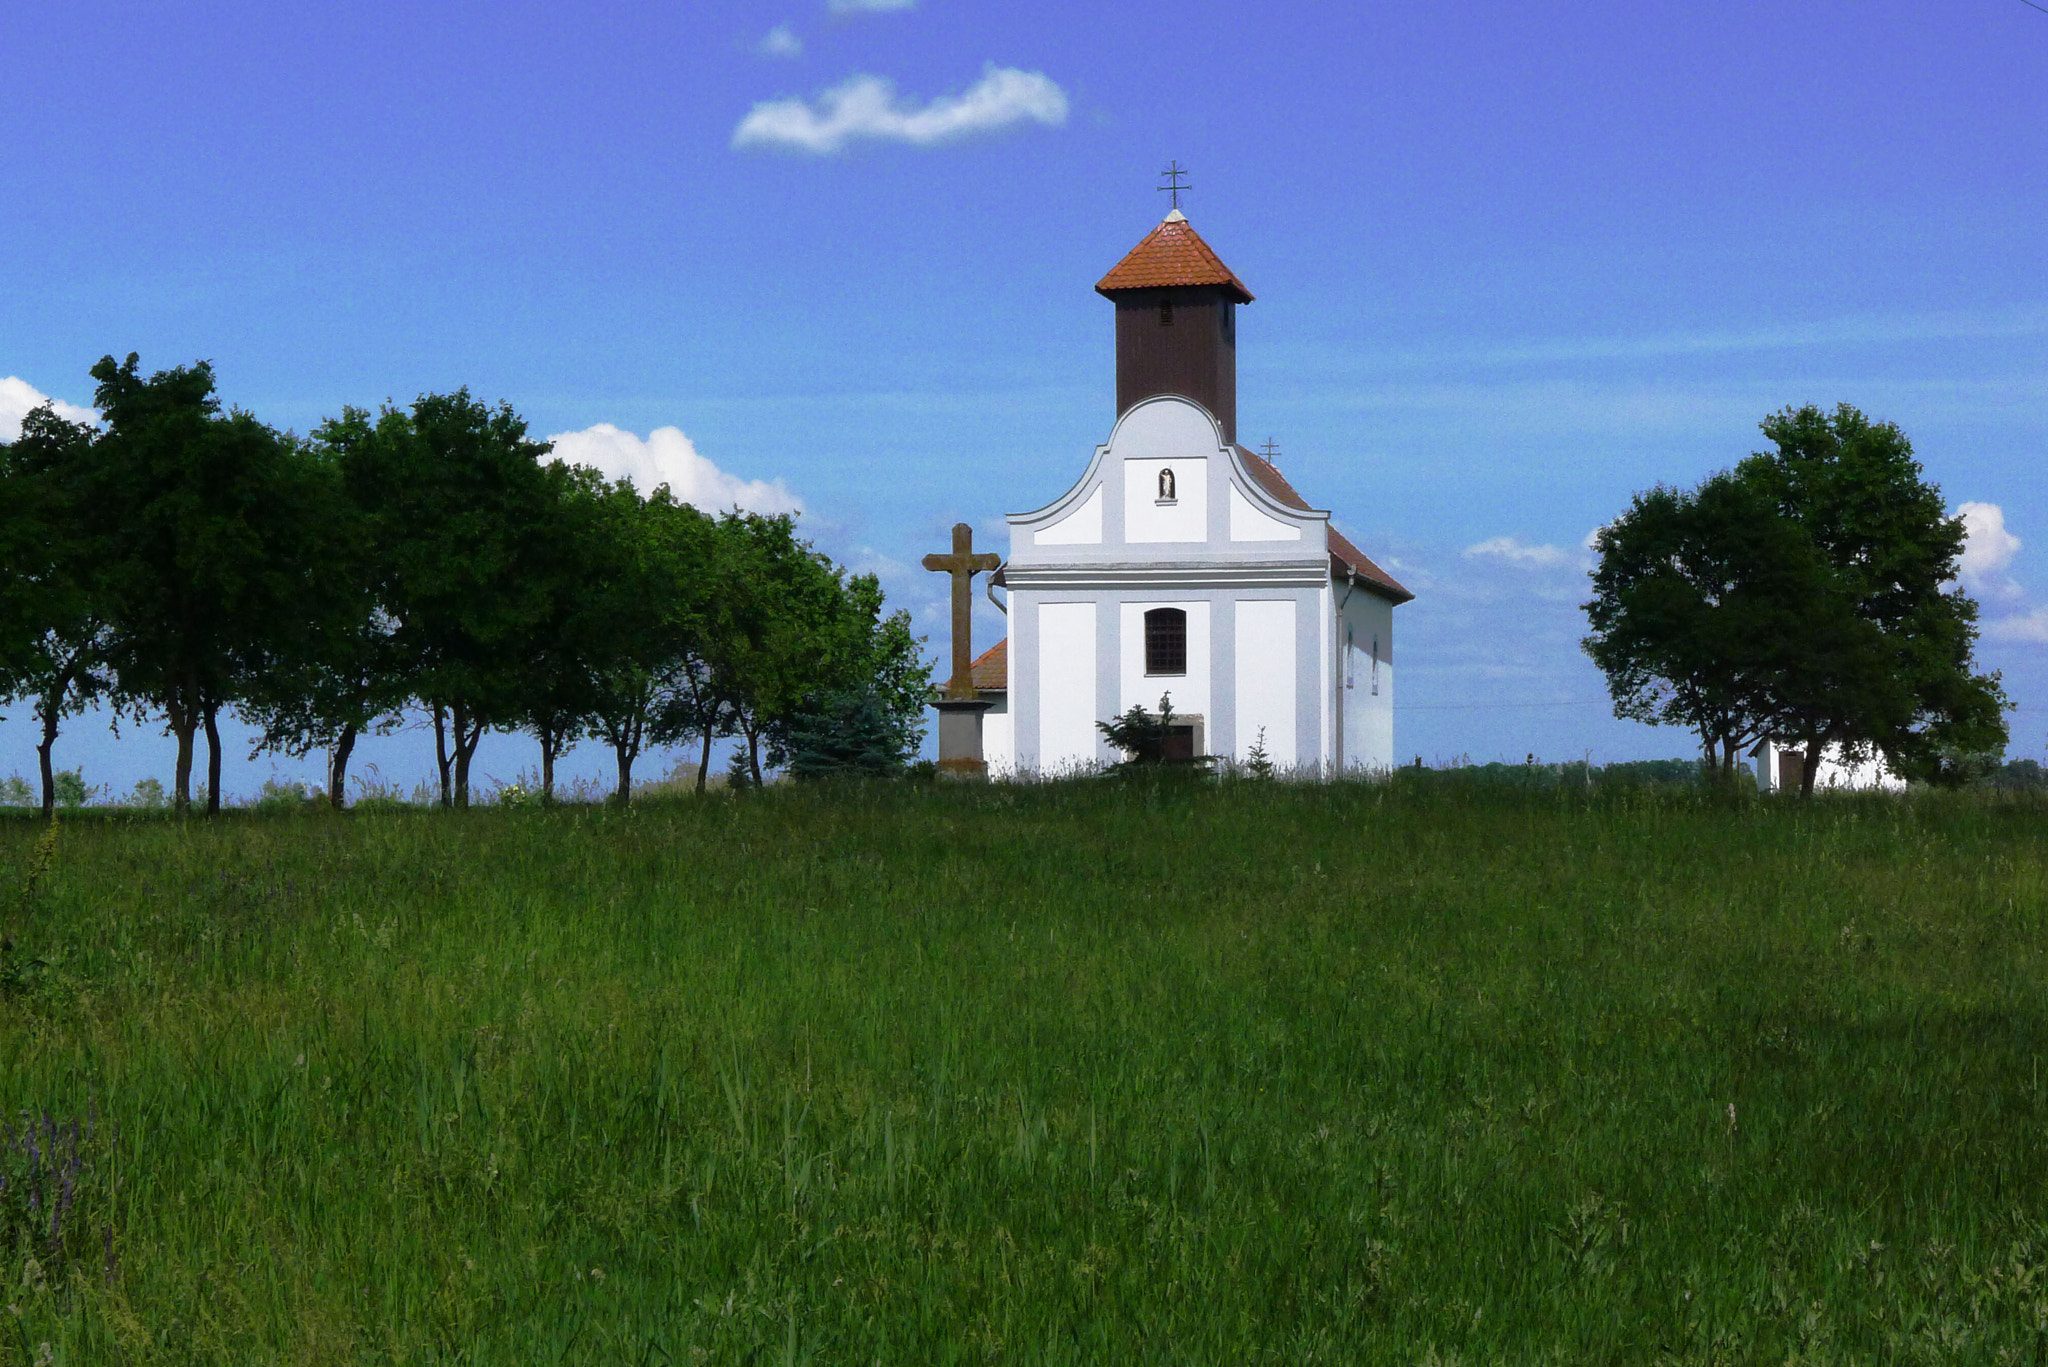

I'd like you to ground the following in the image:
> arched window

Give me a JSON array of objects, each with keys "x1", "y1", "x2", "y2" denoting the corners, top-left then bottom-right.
[
  {"x1": 1159, "y1": 298, "x2": 1174, "y2": 327},
  {"x1": 1157, "y1": 467, "x2": 1176, "y2": 501},
  {"x1": 1144, "y1": 607, "x2": 1187, "y2": 676},
  {"x1": 1371, "y1": 633, "x2": 1381, "y2": 696}
]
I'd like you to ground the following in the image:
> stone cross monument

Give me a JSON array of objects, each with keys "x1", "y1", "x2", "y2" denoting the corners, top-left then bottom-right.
[{"x1": 922, "y1": 522, "x2": 1001, "y2": 777}]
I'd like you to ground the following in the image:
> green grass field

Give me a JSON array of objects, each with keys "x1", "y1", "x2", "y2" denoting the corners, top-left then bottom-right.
[{"x1": 2, "y1": 778, "x2": 2047, "y2": 1364}]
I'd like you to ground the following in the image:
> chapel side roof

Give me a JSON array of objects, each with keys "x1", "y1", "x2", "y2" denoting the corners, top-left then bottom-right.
[
  {"x1": 1236, "y1": 446, "x2": 1415, "y2": 605},
  {"x1": 1095, "y1": 211, "x2": 1254, "y2": 303},
  {"x1": 969, "y1": 638, "x2": 1007, "y2": 691}
]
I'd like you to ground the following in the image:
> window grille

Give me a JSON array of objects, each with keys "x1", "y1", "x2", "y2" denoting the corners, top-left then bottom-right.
[{"x1": 1144, "y1": 607, "x2": 1187, "y2": 676}]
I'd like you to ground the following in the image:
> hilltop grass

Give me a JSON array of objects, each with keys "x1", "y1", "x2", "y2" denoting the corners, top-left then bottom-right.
[{"x1": 1, "y1": 778, "x2": 2046, "y2": 1364}]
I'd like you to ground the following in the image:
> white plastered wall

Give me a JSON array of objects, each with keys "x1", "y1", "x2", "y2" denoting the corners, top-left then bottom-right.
[
  {"x1": 1036, "y1": 600, "x2": 1098, "y2": 772},
  {"x1": 981, "y1": 694, "x2": 1013, "y2": 773},
  {"x1": 1034, "y1": 486, "x2": 1102, "y2": 545},
  {"x1": 1230, "y1": 484, "x2": 1301, "y2": 542},
  {"x1": 1339, "y1": 589, "x2": 1395, "y2": 772},
  {"x1": 1123, "y1": 458, "x2": 1208, "y2": 542},
  {"x1": 1234, "y1": 598, "x2": 1297, "y2": 765}
]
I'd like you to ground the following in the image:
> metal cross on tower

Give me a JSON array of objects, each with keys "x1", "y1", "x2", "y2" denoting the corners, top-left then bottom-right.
[
  {"x1": 1259, "y1": 437, "x2": 1282, "y2": 469},
  {"x1": 1157, "y1": 161, "x2": 1191, "y2": 211}
]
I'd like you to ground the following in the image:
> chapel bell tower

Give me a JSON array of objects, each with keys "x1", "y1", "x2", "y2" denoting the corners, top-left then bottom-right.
[{"x1": 1095, "y1": 207, "x2": 1255, "y2": 445}]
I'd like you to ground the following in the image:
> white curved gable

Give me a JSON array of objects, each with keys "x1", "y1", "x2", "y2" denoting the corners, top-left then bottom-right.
[
  {"x1": 1229, "y1": 484, "x2": 1302, "y2": 541},
  {"x1": 1105, "y1": 395, "x2": 1224, "y2": 461},
  {"x1": 1034, "y1": 484, "x2": 1102, "y2": 545}
]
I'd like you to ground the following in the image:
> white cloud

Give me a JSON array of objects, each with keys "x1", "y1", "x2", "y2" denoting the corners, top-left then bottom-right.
[
  {"x1": 732, "y1": 63, "x2": 1068, "y2": 154},
  {"x1": 546, "y1": 424, "x2": 803, "y2": 516},
  {"x1": 1957, "y1": 500, "x2": 2024, "y2": 601},
  {"x1": 757, "y1": 23, "x2": 802, "y2": 57},
  {"x1": 1463, "y1": 535, "x2": 1587, "y2": 572},
  {"x1": 829, "y1": 0, "x2": 915, "y2": 11},
  {"x1": 0, "y1": 377, "x2": 96, "y2": 442},
  {"x1": 1987, "y1": 606, "x2": 2048, "y2": 645},
  {"x1": 849, "y1": 546, "x2": 913, "y2": 581}
]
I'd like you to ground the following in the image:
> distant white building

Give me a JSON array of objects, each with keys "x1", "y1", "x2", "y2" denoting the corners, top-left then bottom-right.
[
  {"x1": 968, "y1": 210, "x2": 1412, "y2": 774},
  {"x1": 1750, "y1": 739, "x2": 1905, "y2": 793}
]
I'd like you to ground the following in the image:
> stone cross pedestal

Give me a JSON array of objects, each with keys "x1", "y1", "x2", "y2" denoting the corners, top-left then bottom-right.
[
  {"x1": 931, "y1": 696, "x2": 994, "y2": 779},
  {"x1": 922, "y1": 522, "x2": 1001, "y2": 778}
]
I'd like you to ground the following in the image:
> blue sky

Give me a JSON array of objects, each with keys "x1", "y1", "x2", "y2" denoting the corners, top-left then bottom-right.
[{"x1": 4, "y1": 0, "x2": 2045, "y2": 795}]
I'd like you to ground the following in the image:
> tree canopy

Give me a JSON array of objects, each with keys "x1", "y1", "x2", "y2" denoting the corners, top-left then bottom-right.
[
  {"x1": 0, "y1": 356, "x2": 932, "y2": 810},
  {"x1": 1584, "y1": 404, "x2": 2007, "y2": 794}
]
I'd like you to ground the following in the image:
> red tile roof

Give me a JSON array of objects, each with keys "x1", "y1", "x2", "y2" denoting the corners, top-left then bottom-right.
[
  {"x1": 969, "y1": 638, "x2": 1007, "y2": 691},
  {"x1": 1237, "y1": 447, "x2": 1415, "y2": 605},
  {"x1": 1095, "y1": 212, "x2": 1254, "y2": 303}
]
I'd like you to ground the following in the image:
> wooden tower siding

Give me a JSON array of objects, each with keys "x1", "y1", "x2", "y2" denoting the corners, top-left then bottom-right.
[{"x1": 1112, "y1": 286, "x2": 1239, "y2": 445}]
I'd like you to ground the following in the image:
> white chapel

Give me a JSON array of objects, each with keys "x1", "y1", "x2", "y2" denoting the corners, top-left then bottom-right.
[{"x1": 967, "y1": 209, "x2": 1413, "y2": 774}]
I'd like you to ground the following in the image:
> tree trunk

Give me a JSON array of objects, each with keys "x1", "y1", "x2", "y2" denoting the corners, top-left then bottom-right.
[
  {"x1": 1799, "y1": 743, "x2": 1824, "y2": 798},
  {"x1": 696, "y1": 727, "x2": 713, "y2": 794},
  {"x1": 453, "y1": 703, "x2": 472, "y2": 810},
  {"x1": 541, "y1": 726, "x2": 557, "y2": 805},
  {"x1": 609, "y1": 709, "x2": 641, "y2": 806},
  {"x1": 433, "y1": 704, "x2": 453, "y2": 809},
  {"x1": 606, "y1": 733, "x2": 630, "y2": 807},
  {"x1": 203, "y1": 702, "x2": 224, "y2": 815},
  {"x1": 168, "y1": 689, "x2": 197, "y2": 816},
  {"x1": 451, "y1": 703, "x2": 485, "y2": 809},
  {"x1": 328, "y1": 725, "x2": 358, "y2": 810},
  {"x1": 35, "y1": 685, "x2": 63, "y2": 821},
  {"x1": 746, "y1": 722, "x2": 763, "y2": 787}
]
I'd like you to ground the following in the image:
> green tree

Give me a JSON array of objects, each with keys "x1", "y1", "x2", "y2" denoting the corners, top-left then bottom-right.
[
  {"x1": 1098, "y1": 693, "x2": 1180, "y2": 766},
  {"x1": 583, "y1": 485, "x2": 717, "y2": 803},
  {"x1": 773, "y1": 567, "x2": 929, "y2": 775},
  {"x1": 87, "y1": 354, "x2": 327, "y2": 814},
  {"x1": 1097, "y1": 692, "x2": 1213, "y2": 775},
  {"x1": 237, "y1": 410, "x2": 406, "y2": 809},
  {"x1": 1584, "y1": 405, "x2": 2007, "y2": 796},
  {"x1": 0, "y1": 404, "x2": 108, "y2": 818},
  {"x1": 697, "y1": 513, "x2": 929, "y2": 785},
  {"x1": 511, "y1": 464, "x2": 610, "y2": 803},
  {"x1": 1584, "y1": 473, "x2": 1830, "y2": 776},
  {"x1": 1741, "y1": 405, "x2": 2006, "y2": 790},
  {"x1": 339, "y1": 392, "x2": 561, "y2": 809},
  {"x1": 660, "y1": 649, "x2": 738, "y2": 796},
  {"x1": 782, "y1": 689, "x2": 912, "y2": 779}
]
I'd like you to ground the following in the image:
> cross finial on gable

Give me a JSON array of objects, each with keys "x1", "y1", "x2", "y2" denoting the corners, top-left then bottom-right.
[
  {"x1": 1259, "y1": 437, "x2": 1281, "y2": 470},
  {"x1": 1157, "y1": 160, "x2": 1191, "y2": 212}
]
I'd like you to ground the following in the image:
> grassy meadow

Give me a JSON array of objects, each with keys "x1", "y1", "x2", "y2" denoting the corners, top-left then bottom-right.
[{"x1": 2, "y1": 776, "x2": 2047, "y2": 1363}]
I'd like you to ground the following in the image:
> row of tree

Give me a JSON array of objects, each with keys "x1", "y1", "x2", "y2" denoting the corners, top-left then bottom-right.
[
  {"x1": 0, "y1": 354, "x2": 930, "y2": 817},
  {"x1": 1582, "y1": 404, "x2": 2007, "y2": 795}
]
